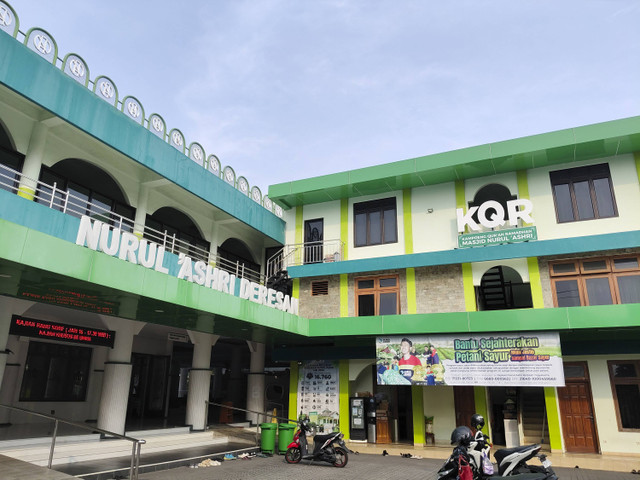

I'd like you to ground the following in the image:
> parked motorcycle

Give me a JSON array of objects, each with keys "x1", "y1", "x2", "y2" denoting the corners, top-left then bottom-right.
[
  {"x1": 284, "y1": 415, "x2": 349, "y2": 467},
  {"x1": 437, "y1": 413, "x2": 557, "y2": 479}
]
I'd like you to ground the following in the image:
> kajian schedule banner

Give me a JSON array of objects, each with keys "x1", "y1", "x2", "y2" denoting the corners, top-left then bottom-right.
[{"x1": 376, "y1": 332, "x2": 564, "y2": 387}]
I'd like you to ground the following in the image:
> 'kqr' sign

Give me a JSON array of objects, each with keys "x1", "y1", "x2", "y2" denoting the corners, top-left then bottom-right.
[{"x1": 457, "y1": 199, "x2": 534, "y2": 233}]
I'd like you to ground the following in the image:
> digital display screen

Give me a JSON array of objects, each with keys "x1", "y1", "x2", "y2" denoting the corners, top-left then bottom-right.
[
  {"x1": 10, "y1": 315, "x2": 115, "y2": 348},
  {"x1": 19, "y1": 288, "x2": 116, "y2": 315}
]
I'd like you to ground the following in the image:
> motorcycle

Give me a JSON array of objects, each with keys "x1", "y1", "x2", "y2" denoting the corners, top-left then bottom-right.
[
  {"x1": 284, "y1": 415, "x2": 349, "y2": 468},
  {"x1": 437, "y1": 414, "x2": 557, "y2": 480}
]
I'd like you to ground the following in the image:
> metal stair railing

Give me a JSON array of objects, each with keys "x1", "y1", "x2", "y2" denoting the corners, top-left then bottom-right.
[{"x1": 0, "y1": 403, "x2": 145, "y2": 480}]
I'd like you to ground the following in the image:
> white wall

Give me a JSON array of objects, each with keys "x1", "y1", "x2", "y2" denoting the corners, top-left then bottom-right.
[
  {"x1": 423, "y1": 386, "x2": 456, "y2": 445},
  {"x1": 411, "y1": 182, "x2": 458, "y2": 253},
  {"x1": 302, "y1": 200, "x2": 341, "y2": 244},
  {"x1": 528, "y1": 155, "x2": 640, "y2": 241}
]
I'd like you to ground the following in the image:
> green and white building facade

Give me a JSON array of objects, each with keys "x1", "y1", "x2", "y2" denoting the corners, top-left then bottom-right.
[{"x1": 0, "y1": 1, "x2": 639, "y2": 457}]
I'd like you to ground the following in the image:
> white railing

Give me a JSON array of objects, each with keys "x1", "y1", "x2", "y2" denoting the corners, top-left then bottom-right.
[
  {"x1": 266, "y1": 239, "x2": 343, "y2": 278},
  {"x1": 0, "y1": 164, "x2": 265, "y2": 284}
]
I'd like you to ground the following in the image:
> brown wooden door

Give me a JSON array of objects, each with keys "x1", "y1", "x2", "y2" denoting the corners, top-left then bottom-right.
[
  {"x1": 558, "y1": 362, "x2": 599, "y2": 453},
  {"x1": 454, "y1": 386, "x2": 476, "y2": 427}
]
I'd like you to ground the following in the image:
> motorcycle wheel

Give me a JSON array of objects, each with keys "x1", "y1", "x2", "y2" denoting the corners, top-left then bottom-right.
[
  {"x1": 333, "y1": 447, "x2": 348, "y2": 467},
  {"x1": 285, "y1": 447, "x2": 302, "y2": 464}
]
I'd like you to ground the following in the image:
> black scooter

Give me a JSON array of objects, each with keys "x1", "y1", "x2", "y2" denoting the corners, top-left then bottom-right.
[{"x1": 284, "y1": 415, "x2": 349, "y2": 468}]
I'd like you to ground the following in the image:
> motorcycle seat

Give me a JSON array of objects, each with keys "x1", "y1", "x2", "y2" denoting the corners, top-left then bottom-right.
[{"x1": 494, "y1": 443, "x2": 541, "y2": 464}]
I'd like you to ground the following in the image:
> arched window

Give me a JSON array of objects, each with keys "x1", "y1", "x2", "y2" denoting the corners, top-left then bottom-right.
[
  {"x1": 0, "y1": 121, "x2": 24, "y2": 193},
  {"x1": 477, "y1": 266, "x2": 532, "y2": 311},
  {"x1": 36, "y1": 159, "x2": 135, "y2": 230},
  {"x1": 145, "y1": 207, "x2": 210, "y2": 261}
]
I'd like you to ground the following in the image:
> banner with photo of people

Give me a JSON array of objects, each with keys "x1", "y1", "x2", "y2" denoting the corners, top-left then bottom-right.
[{"x1": 376, "y1": 332, "x2": 564, "y2": 387}]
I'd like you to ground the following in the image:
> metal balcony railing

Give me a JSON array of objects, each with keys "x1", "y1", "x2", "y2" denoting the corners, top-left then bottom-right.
[
  {"x1": 0, "y1": 164, "x2": 265, "y2": 284},
  {"x1": 266, "y1": 239, "x2": 344, "y2": 278}
]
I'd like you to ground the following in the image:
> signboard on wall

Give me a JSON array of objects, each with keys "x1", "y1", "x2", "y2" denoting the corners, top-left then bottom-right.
[
  {"x1": 376, "y1": 332, "x2": 564, "y2": 387},
  {"x1": 458, "y1": 226, "x2": 537, "y2": 248},
  {"x1": 10, "y1": 315, "x2": 115, "y2": 348},
  {"x1": 297, "y1": 360, "x2": 339, "y2": 433}
]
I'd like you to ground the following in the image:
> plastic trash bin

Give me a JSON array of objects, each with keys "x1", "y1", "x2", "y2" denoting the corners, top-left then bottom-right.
[
  {"x1": 260, "y1": 423, "x2": 277, "y2": 454},
  {"x1": 278, "y1": 423, "x2": 296, "y2": 454}
]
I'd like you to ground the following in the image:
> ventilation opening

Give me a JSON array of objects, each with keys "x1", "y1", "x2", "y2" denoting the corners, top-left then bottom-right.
[{"x1": 311, "y1": 280, "x2": 329, "y2": 296}]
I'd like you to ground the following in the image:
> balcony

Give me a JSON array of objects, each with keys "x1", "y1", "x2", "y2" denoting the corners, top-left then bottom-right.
[
  {"x1": 266, "y1": 240, "x2": 344, "y2": 278},
  {"x1": 0, "y1": 164, "x2": 264, "y2": 285}
]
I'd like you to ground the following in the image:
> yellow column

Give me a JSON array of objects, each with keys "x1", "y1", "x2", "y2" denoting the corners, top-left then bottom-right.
[
  {"x1": 544, "y1": 387, "x2": 563, "y2": 451},
  {"x1": 288, "y1": 361, "x2": 299, "y2": 422},
  {"x1": 412, "y1": 385, "x2": 425, "y2": 446},
  {"x1": 338, "y1": 360, "x2": 350, "y2": 439},
  {"x1": 403, "y1": 188, "x2": 417, "y2": 314},
  {"x1": 340, "y1": 198, "x2": 349, "y2": 317}
]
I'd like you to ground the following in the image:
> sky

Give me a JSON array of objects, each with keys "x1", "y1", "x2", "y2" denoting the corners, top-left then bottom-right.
[{"x1": 6, "y1": 0, "x2": 640, "y2": 194}]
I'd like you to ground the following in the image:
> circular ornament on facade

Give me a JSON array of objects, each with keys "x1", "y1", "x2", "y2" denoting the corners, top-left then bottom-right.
[
  {"x1": 207, "y1": 156, "x2": 221, "y2": 176},
  {"x1": 0, "y1": 5, "x2": 13, "y2": 28},
  {"x1": 172, "y1": 131, "x2": 184, "y2": 146},
  {"x1": 238, "y1": 177, "x2": 249, "y2": 193},
  {"x1": 69, "y1": 58, "x2": 84, "y2": 77},
  {"x1": 33, "y1": 33, "x2": 52, "y2": 55},
  {"x1": 251, "y1": 186, "x2": 262, "y2": 203},
  {"x1": 223, "y1": 166, "x2": 235, "y2": 185},
  {"x1": 152, "y1": 116, "x2": 163, "y2": 132},
  {"x1": 122, "y1": 97, "x2": 144, "y2": 124},
  {"x1": 275, "y1": 205, "x2": 283, "y2": 218},
  {"x1": 263, "y1": 196, "x2": 273, "y2": 211},
  {"x1": 100, "y1": 80, "x2": 114, "y2": 99}
]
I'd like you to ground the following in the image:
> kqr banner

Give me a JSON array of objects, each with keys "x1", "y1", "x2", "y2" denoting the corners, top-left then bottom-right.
[{"x1": 376, "y1": 332, "x2": 564, "y2": 387}]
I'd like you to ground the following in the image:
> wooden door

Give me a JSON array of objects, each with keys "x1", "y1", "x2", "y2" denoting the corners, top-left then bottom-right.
[
  {"x1": 454, "y1": 386, "x2": 476, "y2": 427},
  {"x1": 558, "y1": 362, "x2": 599, "y2": 453}
]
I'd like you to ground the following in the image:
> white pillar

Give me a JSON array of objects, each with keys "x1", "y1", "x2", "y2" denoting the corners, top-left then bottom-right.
[
  {"x1": 133, "y1": 185, "x2": 149, "y2": 236},
  {"x1": 0, "y1": 297, "x2": 34, "y2": 388},
  {"x1": 185, "y1": 330, "x2": 219, "y2": 430},
  {"x1": 17, "y1": 122, "x2": 48, "y2": 200},
  {"x1": 246, "y1": 341, "x2": 265, "y2": 425},
  {"x1": 96, "y1": 316, "x2": 144, "y2": 435}
]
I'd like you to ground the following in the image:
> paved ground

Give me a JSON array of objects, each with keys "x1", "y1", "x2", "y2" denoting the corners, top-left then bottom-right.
[{"x1": 137, "y1": 451, "x2": 640, "y2": 480}]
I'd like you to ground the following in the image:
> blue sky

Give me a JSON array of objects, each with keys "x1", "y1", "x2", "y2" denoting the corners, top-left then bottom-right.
[{"x1": 7, "y1": 0, "x2": 640, "y2": 192}]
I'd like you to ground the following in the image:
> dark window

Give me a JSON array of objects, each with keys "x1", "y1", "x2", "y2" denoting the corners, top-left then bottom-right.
[
  {"x1": 355, "y1": 275, "x2": 399, "y2": 316},
  {"x1": 608, "y1": 360, "x2": 640, "y2": 430},
  {"x1": 550, "y1": 256, "x2": 640, "y2": 307},
  {"x1": 36, "y1": 166, "x2": 135, "y2": 230},
  {"x1": 550, "y1": 164, "x2": 617, "y2": 223},
  {"x1": 354, "y1": 197, "x2": 397, "y2": 247},
  {"x1": 0, "y1": 145, "x2": 25, "y2": 193},
  {"x1": 19, "y1": 341, "x2": 91, "y2": 402}
]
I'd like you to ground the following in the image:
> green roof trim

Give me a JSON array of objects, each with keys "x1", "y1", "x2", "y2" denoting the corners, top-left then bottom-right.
[{"x1": 269, "y1": 116, "x2": 640, "y2": 208}]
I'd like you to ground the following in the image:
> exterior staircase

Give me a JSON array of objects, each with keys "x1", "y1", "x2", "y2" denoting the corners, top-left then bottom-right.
[
  {"x1": 0, "y1": 425, "x2": 258, "y2": 480},
  {"x1": 520, "y1": 387, "x2": 551, "y2": 449}
]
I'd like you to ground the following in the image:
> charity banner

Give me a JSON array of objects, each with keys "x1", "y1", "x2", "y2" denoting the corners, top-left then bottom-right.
[
  {"x1": 297, "y1": 360, "x2": 340, "y2": 433},
  {"x1": 376, "y1": 332, "x2": 564, "y2": 387}
]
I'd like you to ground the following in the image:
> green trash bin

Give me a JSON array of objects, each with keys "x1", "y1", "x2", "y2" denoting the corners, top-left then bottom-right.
[
  {"x1": 260, "y1": 423, "x2": 277, "y2": 454},
  {"x1": 278, "y1": 423, "x2": 296, "y2": 454}
]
